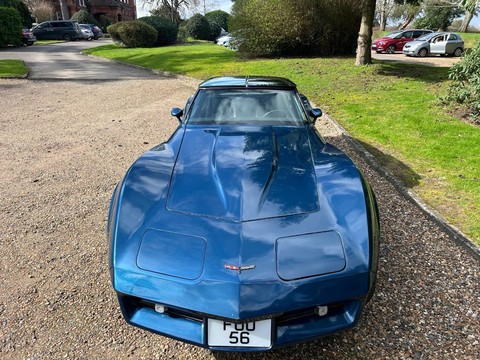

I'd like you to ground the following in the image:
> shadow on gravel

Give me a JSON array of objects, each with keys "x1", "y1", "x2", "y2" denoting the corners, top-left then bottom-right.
[
  {"x1": 373, "y1": 61, "x2": 450, "y2": 83},
  {"x1": 356, "y1": 139, "x2": 421, "y2": 188}
]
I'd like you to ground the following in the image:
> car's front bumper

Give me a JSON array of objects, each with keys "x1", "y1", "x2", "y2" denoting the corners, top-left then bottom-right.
[
  {"x1": 371, "y1": 44, "x2": 385, "y2": 52},
  {"x1": 118, "y1": 293, "x2": 364, "y2": 351},
  {"x1": 402, "y1": 48, "x2": 418, "y2": 56}
]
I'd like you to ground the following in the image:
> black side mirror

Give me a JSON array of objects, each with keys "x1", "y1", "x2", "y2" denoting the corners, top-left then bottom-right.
[
  {"x1": 171, "y1": 107, "x2": 183, "y2": 123},
  {"x1": 309, "y1": 108, "x2": 322, "y2": 121}
]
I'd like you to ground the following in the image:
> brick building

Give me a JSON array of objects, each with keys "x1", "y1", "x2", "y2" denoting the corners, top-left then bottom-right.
[{"x1": 54, "y1": 0, "x2": 136, "y2": 24}]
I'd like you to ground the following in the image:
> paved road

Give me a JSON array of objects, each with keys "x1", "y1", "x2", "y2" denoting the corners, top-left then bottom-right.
[{"x1": 0, "y1": 40, "x2": 156, "y2": 80}]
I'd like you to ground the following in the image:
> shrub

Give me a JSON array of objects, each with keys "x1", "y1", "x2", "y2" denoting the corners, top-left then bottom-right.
[
  {"x1": 0, "y1": 0, "x2": 33, "y2": 28},
  {"x1": 71, "y1": 9, "x2": 100, "y2": 27},
  {"x1": 207, "y1": 19, "x2": 222, "y2": 41},
  {"x1": 205, "y1": 9, "x2": 230, "y2": 31},
  {"x1": 186, "y1": 13, "x2": 211, "y2": 41},
  {"x1": 444, "y1": 42, "x2": 480, "y2": 119},
  {"x1": 230, "y1": 0, "x2": 362, "y2": 57},
  {"x1": 0, "y1": 6, "x2": 22, "y2": 47},
  {"x1": 177, "y1": 25, "x2": 187, "y2": 42},
  {"x1": 107, "y1": 22, "x2": 123, "y2": 43},
  {"x1": 116, "y1": 20, "x2": 157, "y2": 48},
  {"x1": 99, "y1": 15, "x2": 111, "y2": 32},
  {"x1": 138, "y1": 16, "x2": 178, "y2": 46},
  {"x1": 32, "y1": 0, "x2": 53, "y2": 23}
]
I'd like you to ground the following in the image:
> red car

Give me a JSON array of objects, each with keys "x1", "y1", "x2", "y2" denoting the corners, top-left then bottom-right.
[{"x1": 372, "y1": 29, "x2": 433, "y2": 54}]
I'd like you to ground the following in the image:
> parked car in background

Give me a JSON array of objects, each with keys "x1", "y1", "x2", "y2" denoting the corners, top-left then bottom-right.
[
  {"x1": 216, "y1": 34, "x2": 231, "y2": 47},
  {"x1": 108, "y1": 76, "x2": 380, "y2": 351},
  {"x1": 22, "y1": 28, "x2": 36, "y2": 46},
  {"x1": 372, "y1": 29, "x2": 433, "y2": 54},
  {"x1": 403, "y1": 32, "x2": 464, "y2": 57},
  {"x1": 80, "y1": 24, "x2": 103, "y2": 40},
  {"x1": 32, "y1": 20, "x2": 83, "y2": 41},
  {"x1": 79, "y1": 24, "x2": 94, "y2": 40}
]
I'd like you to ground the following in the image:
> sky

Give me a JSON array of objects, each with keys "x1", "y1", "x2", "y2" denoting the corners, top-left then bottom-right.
[{"x1": 136, "y1": 0, "x2": 233, "y2": 18}]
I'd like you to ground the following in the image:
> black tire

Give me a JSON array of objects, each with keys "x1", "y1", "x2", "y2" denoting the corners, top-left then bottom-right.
[
  {"x1": 386, "y1": 45, "x2": 396, "y2": 54},
  {"x1": 453, "y1": 47, "x2": 462, "y2": 57},
  {"x1": 376, "y1": 51, "x2": 382, "y2": 54},
  {"x1": 27, "y1": 41, "x2": 34, "y2": 46},
  {"x1": 63, "y1": 33, "x2": 72, "y2": 41},
  {"x1": 418, "y1": 48, "x2": 428, "y2": 57}
]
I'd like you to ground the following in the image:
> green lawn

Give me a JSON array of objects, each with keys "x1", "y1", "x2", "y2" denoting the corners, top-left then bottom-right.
[
  {"x1": 85, "y1": 43, "x2": 480, "y2": 244},
  {"x1": 0, "y1": 59, "x2": 28, "y2": 77}
]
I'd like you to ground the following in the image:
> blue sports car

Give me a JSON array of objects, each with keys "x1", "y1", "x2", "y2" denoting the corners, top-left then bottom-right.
[{"x1": 108, "y1": 76, "x2": 380, "y2": 351}]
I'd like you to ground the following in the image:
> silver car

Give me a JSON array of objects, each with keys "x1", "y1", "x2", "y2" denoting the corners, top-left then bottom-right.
[{"x1": 403, "y1": 32, "x2": 464, "y2": 57}]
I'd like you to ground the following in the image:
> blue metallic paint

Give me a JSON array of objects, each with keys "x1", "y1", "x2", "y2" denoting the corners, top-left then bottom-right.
[{"x1": 108, "y1": 77, "x2": 379, "y2": 351}]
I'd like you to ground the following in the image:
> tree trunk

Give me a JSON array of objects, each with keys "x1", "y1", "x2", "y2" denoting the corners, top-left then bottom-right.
[
  {"x1": 380, "y1": 0, "x2": 388, "y2": 31},
  {"x1": 399, "y1": 14, "x2": 414, "y2": 29},
  {"x1": 459, "y1": 11, "x2": 473, "y2": 32},
  {"x1": 356, "y1": 0, "x2": 377, "y2": 66}
]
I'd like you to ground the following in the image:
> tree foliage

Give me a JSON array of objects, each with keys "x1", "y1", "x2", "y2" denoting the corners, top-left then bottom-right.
[
  {"x1": 138, "y1": 15, "x2": 178, "y2": 46},
  {"x1": 0, "y1": 0, "x2": 33, "y2": 27},
  {"x1": 0, "y1": 6, "x2": 22, "y2": 47},
  {"x1": 70, "y1": 9, "x2": 100, "y2": 27},
  {"x1": 445, "y1": 42, "x2": 480, "y2": 120},
  {"x1": 230, "y1": 0, "x2": 362, "y2": 57},
  {"x1": 414, "y1": 0, "x2": 463, "y2": 30},
  {"x1": 205, "y1": 9, "x2": 230, "y2": 31}
]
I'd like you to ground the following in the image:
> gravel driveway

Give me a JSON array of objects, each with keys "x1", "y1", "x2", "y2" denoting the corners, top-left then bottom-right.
[{"x1": 0, "y1": 77, "x2": 478, "y2": 359}]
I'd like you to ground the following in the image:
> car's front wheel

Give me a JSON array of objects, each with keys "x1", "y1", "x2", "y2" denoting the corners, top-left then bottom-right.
[
  {"x1": 27, "y1": 41, "x2": 34, "y2": 46},
  {"x1": 418, "y1": 48, "x2": 428, "y2": 57},
  {"x1": 453, "y1": 47, "x2": 463, "y2": 57},
  {"x1": 386, "y1": 45, "x2": 396, "y2": 54},
  {"x1": 64, "y1": 34, "x2": 72, "y2": 41}
]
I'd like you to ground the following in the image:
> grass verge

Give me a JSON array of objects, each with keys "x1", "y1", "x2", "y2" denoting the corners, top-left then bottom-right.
[
  {"x1": 85, "y1": 43, "x2": 480, "y2": 244},
  {"x1": 0, "y1": 59, "x2": 28, "y2": 77}
]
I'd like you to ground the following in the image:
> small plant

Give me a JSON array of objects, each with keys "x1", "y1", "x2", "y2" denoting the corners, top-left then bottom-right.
[
  {"x1": 116, "y1": 21, "x2": 157, "y2": 48},
  {"x1": 0, "y1": 6, "x2": 22, "y2": 47},
  {"x1": 444, "y1": 42, "x2": 480, "y2": 120},
  {"x1": 177, "y1": 26, "x2": 187, "y2": 43},
  {"x1": 138, "y1": 16, "x2": 178, "y2": 46}
]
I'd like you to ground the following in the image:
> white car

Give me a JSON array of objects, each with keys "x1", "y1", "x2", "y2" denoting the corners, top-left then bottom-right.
[
  {"x1": 79, "y1": 24, "x2": 94, "y2": 40},
  {"x1": 216, "y1": 34, "x2": 231, "y2": 47}
]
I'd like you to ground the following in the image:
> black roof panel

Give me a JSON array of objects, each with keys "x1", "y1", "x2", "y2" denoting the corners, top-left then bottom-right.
[{"x1": 199, "y1": 76, "x2": 297, "y2": 89}]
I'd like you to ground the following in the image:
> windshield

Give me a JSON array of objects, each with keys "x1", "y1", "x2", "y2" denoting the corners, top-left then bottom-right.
[
  {"x1": 417, "y1": 33, "x2": 435, "y2": 41},
  {"x1": 186, "y1": 89, "x2": 307, "y2": 126},
  {"x1": 385, "y1": 30, "x2": 402, "y2": 38}
]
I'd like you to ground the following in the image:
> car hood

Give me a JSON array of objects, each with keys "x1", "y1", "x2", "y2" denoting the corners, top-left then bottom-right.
[
  {"x1": 373, "y1": 37, "x2": 390, "y2": 43},
  {"x1": 167, "y1": 125, "x2": 319, "y2": 221}
]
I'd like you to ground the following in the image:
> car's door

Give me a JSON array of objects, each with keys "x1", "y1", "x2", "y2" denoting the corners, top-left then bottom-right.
[
  {"x1": 429, "y1": 34, "x2": 447, "y2": 54},
  {"x1": 446, "y1": 33, "x2": 462, "y2": 54},
  {"x1": 33, "y1": 22, "x2": 54, "y2": 40},
  {"x1": 397, "y1": 30, "x2": 414, "y2": 50}
]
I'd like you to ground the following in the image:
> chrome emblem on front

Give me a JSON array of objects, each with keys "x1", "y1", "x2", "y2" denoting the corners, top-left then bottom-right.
[{"x1": 224, "y1": 264, "x2": 256, "y2": 272}]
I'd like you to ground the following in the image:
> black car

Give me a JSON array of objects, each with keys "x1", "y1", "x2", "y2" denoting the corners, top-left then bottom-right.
[
  {"x1": 32, "y1": 20, "x2": 83, "y2": 41},
  {"x1": 22, "y1": 28, "x2": 36, "y2": 46}
]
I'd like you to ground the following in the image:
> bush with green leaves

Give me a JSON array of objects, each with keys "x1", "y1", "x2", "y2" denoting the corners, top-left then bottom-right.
[
  {"x1": 0, "y1": 0, "x2": 33, "y2": 28},
  {"x1": 207, "y1": 19, "x2": 221, "y2": 41},
  {"x1": 230, "y1": 0, "x2": 361, "y2": 57},
  {"x1": 186, "y1": 13, "x2": 211, "y2": 41},
  {"x1": 0, "y1": 6, "x2": 22, "y2": 47},
  {"x1": 116, "y1": 21, "x2": 157, "y2": 48},
  {"x1": 177, "y1": 25, "x2": 188, "y2": 42},
  {"x1": 445, "y1": 42, "x2": 480, "y2": 119},
  {"x1": 205, "y1": 9, "x2": 230, "y2": 31},
  {"x1": 99, "y1": 15, "x2": 111, "y2": 32},
  {"x1": 71, "y1": 9, "x2": 100, "y2": 27},
  {"x1": 107, "y1": 22, "x2": 123, "y2": 43},
  {"x1": 138, "y1": 16, "x2": 178, "y2": 46}
]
